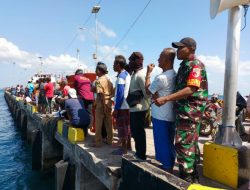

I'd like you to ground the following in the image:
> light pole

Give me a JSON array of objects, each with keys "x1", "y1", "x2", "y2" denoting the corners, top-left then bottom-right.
[
  {"x1": 77, "y1": 48, "x2": 80, "y2": 61},
  {"x1": 210, "y1": 1, "x2": 250, "y2": 146},
  {"x1": 92, "y1": 5, "x2": 101, "y2": 63},
  {"x1": 38, "y1": 56, "x2": 43, "y2": 74},
  {"x1": 76, "y1": 48, "x2": 80, "y2": 69}
]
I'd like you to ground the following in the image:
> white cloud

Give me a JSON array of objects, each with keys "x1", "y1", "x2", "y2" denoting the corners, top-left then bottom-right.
[
  {"x1": 0, "y1": 38, "x2": 38, "y2": 67},
  {"x1": 198, "y1": 54, "x2": 250, "y2": 76},
  {"x1": 197, "y1": 54, "x2": 250, "y2": 95},
  {"x1": 0, "y1": 38, "x2": 88, "y2": 86},
  {"x1": 42, "y1": 54, "x2": 87, "y2": 74},
  {"x1": 198, "y1": 55, "x2": 225, "y2": 73},
  {"x1": 1, "y1": 37, "x2": 249, "y2": 95},
  {"x1": 239, "y1": 60, "x2": 250, "y2": 76},
  {"x1": 0, "y1": 38, "x2": 87, "y2": 72},
  {"x1": 97, "y1": 21, "x2": 117, "y2": 38},
  {"x1": 99, "y1": 45, "x2": 121, "y2": 61}
]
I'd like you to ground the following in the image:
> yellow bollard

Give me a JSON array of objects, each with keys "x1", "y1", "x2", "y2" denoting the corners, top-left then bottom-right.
[
  {"x1": 68, "y1": 127, "x2": 85, "y2": 143},
  {"x1": 31, "y1": 105, "x2": 38, "y2": 113},
  {"x1": 203, "y1": 142, "x2": 238, "y2": 189},
  {"x1": 57, "y1": 120, "x2": 64, "y2": 135},
  {"x1": 187, "y1": 184, "x2": 225, "y2": 190}
]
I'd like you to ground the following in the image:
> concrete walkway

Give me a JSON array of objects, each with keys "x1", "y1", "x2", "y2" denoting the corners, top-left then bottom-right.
[
  {"x1": 57, "y1": 117, "x2": 250, "y2": 189},
  {"x1": 121, "y1": 119, "x2": 250, "y2": 189}
]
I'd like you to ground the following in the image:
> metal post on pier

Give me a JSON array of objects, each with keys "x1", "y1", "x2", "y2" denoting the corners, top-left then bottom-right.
[
  {"x1": 216, "y1": 6, "x2": 243, "y2": 146},
  {"x1": 92, "y1": 5, "x2": 101, "y2": 64}
]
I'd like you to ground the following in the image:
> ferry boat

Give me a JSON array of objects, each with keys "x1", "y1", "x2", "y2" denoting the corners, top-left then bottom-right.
[{"x1": 30, "y1": 73, "x2": 56, "y2": 83}]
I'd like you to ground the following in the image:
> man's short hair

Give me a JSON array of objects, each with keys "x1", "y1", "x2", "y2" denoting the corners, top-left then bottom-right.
[
  {"x1": 163, "y1": 48, "x2": 176, "y2": 63},
  {"x1": 75, "y1": 69, "x2": 83, "y2": 75},
  {"x1": 42, "y1": 78, "x2": 46, "y2": 83},
  {"x1": 46, "y1": 77, "x2": 51, "y2": 82},
  {"x1": 115, "y1": 55, "x2": 127, "y2": 68},
  {"x1": 128, "y1": 52, "x2": 144, "y2": 61},
  {"x1": 60, "y1": 80, "x2": 68, "y2": 86},
  {"x1": 96, "y1": 62, "x2": 108, "y2": 74}
]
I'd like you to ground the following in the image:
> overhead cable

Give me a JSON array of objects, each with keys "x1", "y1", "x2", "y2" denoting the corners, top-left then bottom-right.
[
  {"x1": 102, "y1": 0, "x2": 152, "y2": 61},
  {"x1": 62, "y1": 0, "x2": 103, "y2": 54}
]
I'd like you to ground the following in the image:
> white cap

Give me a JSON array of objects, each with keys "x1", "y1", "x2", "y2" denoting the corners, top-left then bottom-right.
[
  {"x1": 212, "y1": 93, "x2": 219, "y2": 98},
  {"x1": 68, "y1": 88, "x2": 77, "y2": 98}
]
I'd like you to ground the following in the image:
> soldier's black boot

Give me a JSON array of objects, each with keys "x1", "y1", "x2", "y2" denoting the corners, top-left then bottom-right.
[
  {"x1": 178, "y1": 164, "x2": 185, "y2": 179},
  {"x1": 179, "y1": 165, "x2": 193, "y2": 183},
  {"x1": 183, "y1": 173, "x2": 193, "y2": 183},
  {"x1": 192, "y1": 164, "x2": 199, "y2": 183}
]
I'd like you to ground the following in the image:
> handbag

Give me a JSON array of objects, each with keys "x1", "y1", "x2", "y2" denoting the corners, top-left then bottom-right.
[{"x1": 126, "y1": 90, "x2": 144, "y2": 107}]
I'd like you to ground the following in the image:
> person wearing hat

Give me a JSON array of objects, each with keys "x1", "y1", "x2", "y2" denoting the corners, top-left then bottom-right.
[
  {"x1": 64, "y1": 88, "x2": 90, "y2": 135},
  {"x1": 211, "y1": 93, "x2": 219, "y2": 103},
  {"x1": 91, "y1": 62, "x2": 114, "y2": 147},
  {"x1": 154, "y1": 37, "x2": 208, "y2": 182},
  {"x1": 128, "y1": 52, "x2": 150, "y2": 160}
]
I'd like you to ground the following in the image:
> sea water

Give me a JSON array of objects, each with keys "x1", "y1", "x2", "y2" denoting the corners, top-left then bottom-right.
[{"x1": 0, "y1": 90, "x2": 54, "y2": 190}]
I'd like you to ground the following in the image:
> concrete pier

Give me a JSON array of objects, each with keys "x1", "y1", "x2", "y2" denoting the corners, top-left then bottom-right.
[
  {"x1": 4, "y1": 91, "x2": 189, "y2": 190},
  {"x1": 4, "y1": 92, "x2": 63, "y2": 171},
  {"x1": 4, "y1": 91, "x2": 250, "y2": 190}
]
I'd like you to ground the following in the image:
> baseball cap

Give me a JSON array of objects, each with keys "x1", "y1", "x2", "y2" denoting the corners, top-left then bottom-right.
[
  {"x1": 68, "y1": 88, "x2": 77, "y2": 98},
  {"x1": 172, "y1": 37, "x2": 196, "y2": 50},
  {"x1": 212, "y1": 93, "x2": 219, "y2": 98}
]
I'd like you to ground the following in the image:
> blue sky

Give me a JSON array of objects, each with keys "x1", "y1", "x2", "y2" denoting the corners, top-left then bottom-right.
[{"x1": 0, "y1": 0, "x2": 249, "y2": 95}]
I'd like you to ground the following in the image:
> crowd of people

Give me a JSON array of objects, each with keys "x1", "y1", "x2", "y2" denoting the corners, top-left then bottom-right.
[{"x1": 13, "y1": 37, "x2": 208, "y2": 183}]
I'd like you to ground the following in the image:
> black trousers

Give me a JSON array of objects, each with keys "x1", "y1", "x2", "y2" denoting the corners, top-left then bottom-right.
[
  {"x1": 46, "y1": 97, "x2": 53, "y2": 113},
  {"x1": 82, "y1": 98, "x2": 107, "y2": 138},
  {"x1": 82, "y1": 99, "x2": 93, "y2": 129},
  {"x1": 130, "y1": 111, "x2": 147, "y2": 160}
]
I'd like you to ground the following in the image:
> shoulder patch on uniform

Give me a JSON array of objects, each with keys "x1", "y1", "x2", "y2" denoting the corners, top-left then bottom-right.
[{"x1": 192, "y1": 67, "x2": 201, "y2": 78}]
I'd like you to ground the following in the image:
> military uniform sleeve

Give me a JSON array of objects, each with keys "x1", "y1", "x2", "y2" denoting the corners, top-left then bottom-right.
[{"x1": 187, "y1": 65, "x2": 202, "y2": 88}]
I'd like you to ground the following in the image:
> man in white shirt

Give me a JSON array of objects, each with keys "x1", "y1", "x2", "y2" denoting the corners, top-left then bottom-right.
[{"x1": 145, "y1": 48, "x2": 176, "y2": 173}]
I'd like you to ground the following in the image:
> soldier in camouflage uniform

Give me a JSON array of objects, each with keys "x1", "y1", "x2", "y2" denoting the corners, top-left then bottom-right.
[{"x1": 154, "y1": 37, "x2": 208, "y2": 183}]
